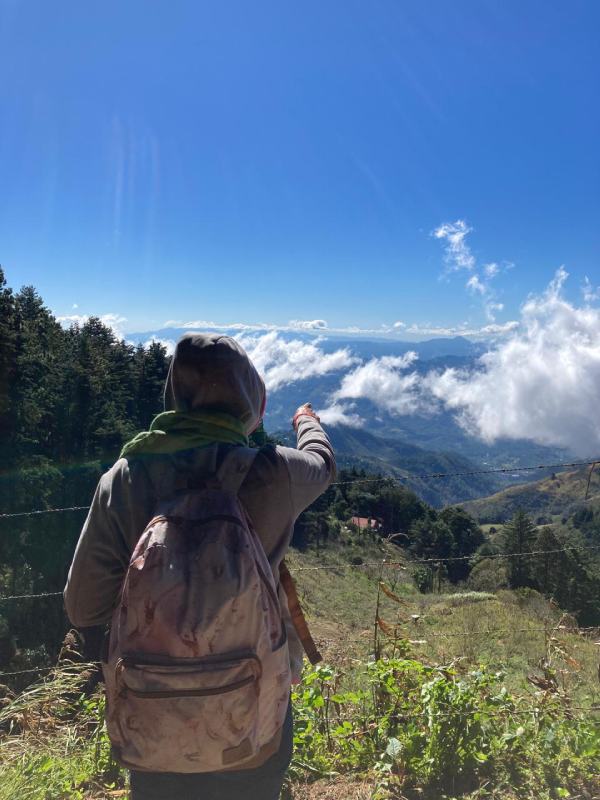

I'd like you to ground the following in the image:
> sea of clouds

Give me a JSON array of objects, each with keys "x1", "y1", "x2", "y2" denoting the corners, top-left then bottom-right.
[{"x1": 237, "y1": 269, "x2": 600, "y2": 456}]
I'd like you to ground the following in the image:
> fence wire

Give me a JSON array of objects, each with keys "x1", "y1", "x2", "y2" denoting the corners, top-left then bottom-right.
[
  {"x1": 3, "y1": 542, "x2": 600, "y2": 604},
  {"x1": 1, "y1": 457, "x2": 599, "y2": 521}
]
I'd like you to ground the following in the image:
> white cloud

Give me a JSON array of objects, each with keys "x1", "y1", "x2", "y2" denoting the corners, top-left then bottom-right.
[
  {"x1": 288, "y1": 319, "x2": 328, "y2": 330},
  {"x1": 57, "y1": 314, "x2": 87, "y2": 327},
  {"x1": 433, "y1": 219, "x2": 475, "y2": 272},
  {"x1": 181, "y1": 320, "x2": 274, "y2": 332},
  {"x1": 466, "y1": 265, "x2": 502, "y2": 321},
  {"x1": 72, "y1": 303, "x2": 79, "y2": 309},
  {"x1": 144, "y1": 337, "x2": 176, "y2": 356},
  {"x1": 99, "y1": 313, "x2": 128, "y2": 339},
  {"x1": 318, "y1": 402, "x2": 365, "y2": 428},
  {"x1": 320, "y1": 270, "x2": 600, "y2": 453},
  {"x1": 169, "y1": 319, "x2": 329, "y2": 334},
  {"x1": 485, "y1": 301, "x2": 504, "y2": 321},
  {"x1": 423, "y1": 270, "x2": 600, "y2": 453},
  {"x1": 466, "y1": 275, "x2": 486, "y2": 295},
  {"x1": 434, "y1": 220, "x2": 511, "y2": 322},
  {"x1": 154, "y1": 317, "x2": 517, "y2": 342},
  {"x1": 331, "y1": 352, "x2": 429, "y2": 416},
  {"x1": 583, "y1": 276, "x2": 600, "y2": 304},
  {"x1": 477, "y1": 321, "x2": 519, "y2": 336},
  {"x1": 237, "y1": 331, "x2": 356, "y2": 392}
]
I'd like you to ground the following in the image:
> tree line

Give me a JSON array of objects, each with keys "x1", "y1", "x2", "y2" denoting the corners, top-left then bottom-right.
[{"x1": 0, "y1": 268, "x2": 171, "y2": 671}]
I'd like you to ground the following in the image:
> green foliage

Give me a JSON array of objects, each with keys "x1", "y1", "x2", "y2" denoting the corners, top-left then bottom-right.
[
  {"x1": 294, "y1": 468, "x2": 484, "y2": 585},
  {"x1": 0, "y1": 666, "x2": 125, "y2": 799},
  {"x1": 291, "y1": 657, "x2": 600, "y2": 799},
  {"x1": 0, "y1": 272, "x2": 170, "y2": 667}
]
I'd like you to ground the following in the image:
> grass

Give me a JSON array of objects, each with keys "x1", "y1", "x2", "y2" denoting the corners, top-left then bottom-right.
[
  {"x1": 2, "y1": 531, "x2": 600, "y2": 798},
  {"x1": 0, "y1": 665, "x2": 122, "y2": 800},
  {"x1": 289, "y1": 532, "x2": 600, "y2": 708}
]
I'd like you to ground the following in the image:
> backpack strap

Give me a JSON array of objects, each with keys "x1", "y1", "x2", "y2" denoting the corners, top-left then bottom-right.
[
  {"x1": 140, "y1": 447, "x2": 321, "y2": 665},
  {"x1": 218, "y1": 448, "x2": 322, "y2": 665},
  {"x1": 279, "y1": 560, "x2": 323, "y2": 666}
]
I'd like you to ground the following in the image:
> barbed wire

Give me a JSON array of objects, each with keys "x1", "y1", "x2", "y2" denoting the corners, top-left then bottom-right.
[
  {"x1": 3, "y1": 542, "x2": 600, "y2": 604},
  {"x1": 0, "y1": 505, "x2": 89, "y2": 520},
  {"x1": 331, "y1": 458, "x2": 600, "y2": 485},
  {"x1": 0, "y1": 665, "x2": 55, "y2": 678},
  {"x1": 332, "y1": 705, "x2": 600, "y2": 728},
  {"x1": 0, "y1": 591, "x2": 63, "y2": 603},
  {"x1": 289, "y1": 542, "x2": 600, "y2": 572},
  {"x1": 404, "y1": 625, "x2": 600, "y2": 639},
  {"x1": 0, "y1": 661, "x2": 101, "y2": 678},
  {"x1": 2, "y1": 661, "x2": 599, "y2": 725},
  {"x1": 1, "y1": 457, "x2": 599, "y2": 522}
]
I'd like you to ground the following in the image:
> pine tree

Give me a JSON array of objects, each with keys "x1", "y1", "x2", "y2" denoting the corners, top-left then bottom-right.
[
  {"x1": 134, "y1": 341, "x2": 170, "y2": 429},
  {"x1": 0, "y1": 267, "x2": 17, "y2": 464},
  {"x1": 502, "y1": 509, "x2": 536, "y2": 588},
  {"x1": 534, "y1": 526, "x2": 565, "y2": 596},
  {"x1": 439, "y1": 506, "x2": 484, "y2": 581}
]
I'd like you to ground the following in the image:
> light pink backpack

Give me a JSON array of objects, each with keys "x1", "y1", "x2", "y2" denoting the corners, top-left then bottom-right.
[{"x1": 103, "y1": 448, "x2": 291, "y2": 772}]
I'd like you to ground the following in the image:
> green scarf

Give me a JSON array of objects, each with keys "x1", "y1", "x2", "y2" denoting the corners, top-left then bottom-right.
[{"x1": 120, "y1": 410, "x2": 248, "y2": 459}]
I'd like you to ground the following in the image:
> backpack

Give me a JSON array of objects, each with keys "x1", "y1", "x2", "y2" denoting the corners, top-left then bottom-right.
[{"x1": 102, "y1": 448, "x2": 292, "y2": 773}]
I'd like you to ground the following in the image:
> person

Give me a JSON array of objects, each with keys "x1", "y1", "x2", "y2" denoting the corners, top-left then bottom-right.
[{"x1": 64, "y1": 332, "x2": 335, "y2": 800}]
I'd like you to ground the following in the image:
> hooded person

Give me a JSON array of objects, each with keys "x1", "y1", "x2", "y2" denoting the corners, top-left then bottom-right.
[{"x1": 64, "y1": 332, "x2": 335, "y2": 800}]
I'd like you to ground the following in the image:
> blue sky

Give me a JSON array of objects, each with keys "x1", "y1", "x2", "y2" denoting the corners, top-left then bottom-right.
[{"x1": 1, "y1": 0, "x2": 598, "y2": 335}]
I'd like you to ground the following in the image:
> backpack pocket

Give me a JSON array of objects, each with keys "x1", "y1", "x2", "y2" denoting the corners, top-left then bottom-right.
[{"x1": 110, "y1": 653, "x2": 262, "y2": 772}]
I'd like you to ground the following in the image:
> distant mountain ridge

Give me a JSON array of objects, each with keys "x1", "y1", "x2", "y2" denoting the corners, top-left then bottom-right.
[
  {"x1": 275, "y1": 425, "x2": 502, "y2": 508},
  {"x1": 459, "y1": 467, "x2": 600, "y2": 523},
  {"x1": 128, "y1": 327, "x2": 483, "y2": 359}
]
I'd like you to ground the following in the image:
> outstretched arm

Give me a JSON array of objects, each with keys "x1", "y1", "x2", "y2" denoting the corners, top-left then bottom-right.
[{"x1": 278, "y1": 403, "x2": 336, "y2": 519}]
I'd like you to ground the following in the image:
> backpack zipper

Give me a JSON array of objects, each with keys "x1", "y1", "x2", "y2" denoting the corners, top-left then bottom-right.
[{"x1": 121, "y1": 674, "x2": 256, "y2": 700}]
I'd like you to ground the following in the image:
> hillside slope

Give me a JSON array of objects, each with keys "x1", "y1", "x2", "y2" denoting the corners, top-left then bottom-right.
[
  {"x1": 460, "y1": 465, "x2": 600, "y2": 523},
  {"x1": 277, "y1": 426, "x2": 502, "y2": 507}
]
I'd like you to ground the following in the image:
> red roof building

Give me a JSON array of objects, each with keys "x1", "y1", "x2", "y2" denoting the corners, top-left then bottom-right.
[{"x1": 351, "y1": 516, "x2": 382, "y2": 531}]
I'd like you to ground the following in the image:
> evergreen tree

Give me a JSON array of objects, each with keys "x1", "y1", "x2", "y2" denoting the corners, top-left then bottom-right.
[
  {"x1": 502, "y1": 510, "x2": 536, "y2": 588},
  {"x1": 439, "y1": 506, "x2": 484, "y2": 581},
  {"x1": 134, "y1": 341, "x2": 170, "y2": 429},
  {"x1": 0, "y1": 267, "x2": 17, "y2": 464},
  {"x1": 534, "y1": 526, "x2": 565, "y2": 596}
]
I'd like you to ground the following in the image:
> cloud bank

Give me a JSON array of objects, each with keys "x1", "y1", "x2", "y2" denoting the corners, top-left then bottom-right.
[
  {"x1": 331, "y1": 352, "x2": 431, "y2": 416},
  {"x1": 317, "y1": 270, "x2": 600, "y2": 455},
  {"x1": 424, "y1": 268, "x2": 600, "y2": 453},
  {"x1": 237, "y1": 331, "x2": 356, "y2": 392}
]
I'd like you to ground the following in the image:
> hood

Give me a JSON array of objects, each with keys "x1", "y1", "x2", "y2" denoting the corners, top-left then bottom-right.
[{"x1": 164, "y1": 333, "x2": 266, "y2": 435}]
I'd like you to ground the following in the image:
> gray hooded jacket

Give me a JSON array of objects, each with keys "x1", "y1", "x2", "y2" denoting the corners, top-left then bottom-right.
[{"x1": 64, "y1": 333, "x2": 336, "y2": 678}]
